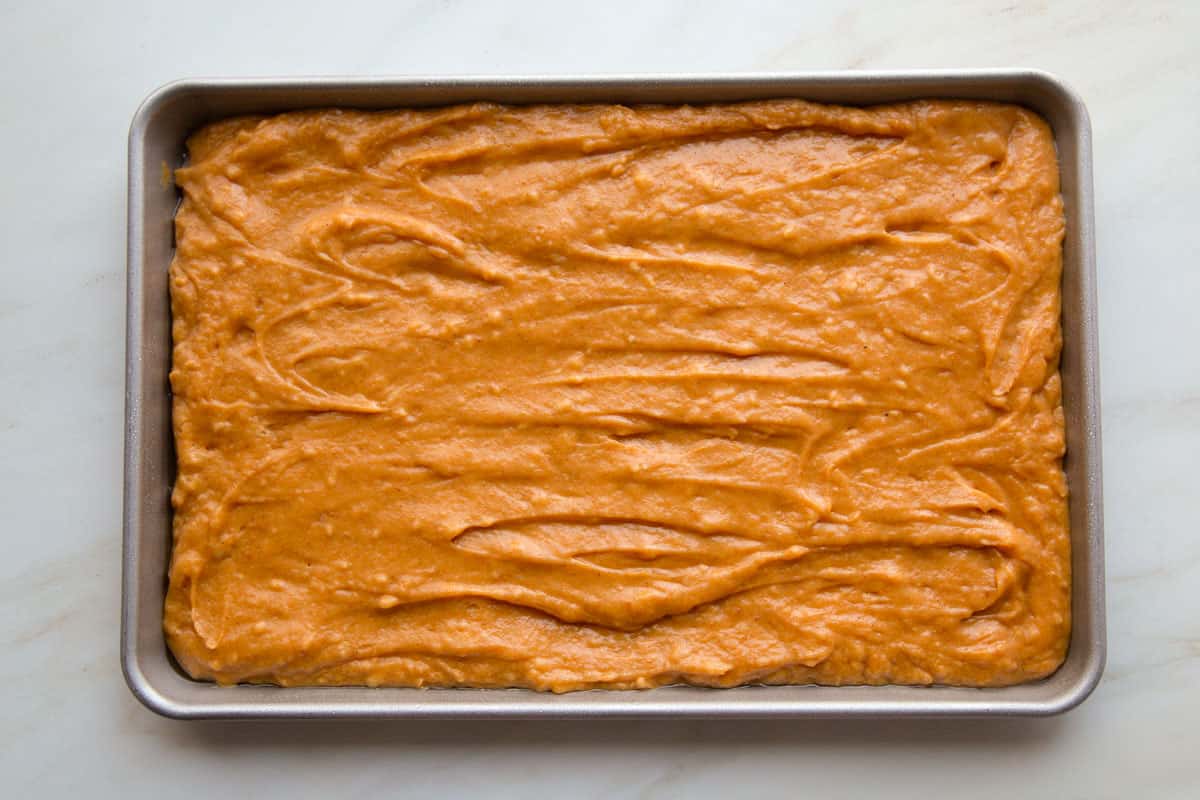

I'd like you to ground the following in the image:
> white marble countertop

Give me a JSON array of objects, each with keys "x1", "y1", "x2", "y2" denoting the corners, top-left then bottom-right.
[{"x1": 2, "y1": 1, "x2": 1197, "y2": 797}]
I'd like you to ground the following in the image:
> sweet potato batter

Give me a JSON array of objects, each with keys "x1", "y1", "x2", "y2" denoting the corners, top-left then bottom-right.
[{"x1": 166, "y1": 99, "x2": 1069, "y2": 690}]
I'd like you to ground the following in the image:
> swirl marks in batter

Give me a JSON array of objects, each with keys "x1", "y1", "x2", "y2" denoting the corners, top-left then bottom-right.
[{"x1": 166, "y1": 99, "x2": 1068, "y2": 690}]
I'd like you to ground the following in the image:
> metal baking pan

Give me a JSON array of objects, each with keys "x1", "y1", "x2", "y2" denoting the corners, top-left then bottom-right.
[{"x1": 123, "y1": 70, "x2": 1104, "y2": 719}]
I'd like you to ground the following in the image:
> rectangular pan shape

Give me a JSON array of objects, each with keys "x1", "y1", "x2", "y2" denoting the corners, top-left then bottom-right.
[{"x1": 124, "y1": 71, "x2": 1104, "y2": 718}]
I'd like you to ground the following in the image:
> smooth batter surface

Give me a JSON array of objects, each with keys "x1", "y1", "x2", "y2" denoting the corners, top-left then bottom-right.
[{"x1": 166, "y1": 99, "x2": 1069, "y2": 690}]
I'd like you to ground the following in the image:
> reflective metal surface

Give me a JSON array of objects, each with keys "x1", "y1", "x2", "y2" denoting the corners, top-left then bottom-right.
[{"x1": 124, "y1": 71, "x2": 1104, "y2": 718}]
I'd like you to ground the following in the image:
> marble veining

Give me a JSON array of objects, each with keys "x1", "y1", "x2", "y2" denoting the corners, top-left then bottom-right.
[{"x1": 1, "y1": 0, "x2": 1198, "y2": 797}]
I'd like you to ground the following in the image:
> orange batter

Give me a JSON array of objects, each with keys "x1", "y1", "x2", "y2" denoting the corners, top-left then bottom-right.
[{"x1": 165, "y1": 99, "x2": 1069, "y2": 690}]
